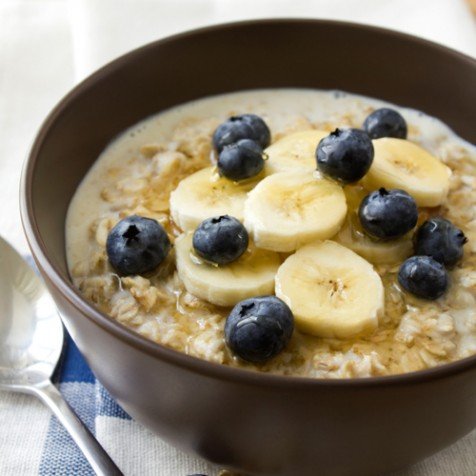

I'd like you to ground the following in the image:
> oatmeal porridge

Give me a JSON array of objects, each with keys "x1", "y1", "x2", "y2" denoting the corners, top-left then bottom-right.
[{"x1": 66, "y1": 89, "x2": 476, "y2": 378}]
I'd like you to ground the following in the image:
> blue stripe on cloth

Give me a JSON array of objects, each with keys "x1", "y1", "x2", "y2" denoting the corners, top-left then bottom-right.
[
  {"x1": 97, "y1": 384, "x2": 132, "y2": 420},
  {"x1": 57, "y1": 329, "x2": 131, "y2": 419},
  {"x1": 39, "y1": 382, "x2": 96, "y2": 476},
  {"x1": 59, "y1": 334, "x2": 96, "y2": 384},
  {"x1": 39, "y1": 381, "x2": 131, "y2": 475}
]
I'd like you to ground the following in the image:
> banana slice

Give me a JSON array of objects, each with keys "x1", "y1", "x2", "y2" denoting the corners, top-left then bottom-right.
[
  {"x1": 336, "y1": 217, "x2": 413, "y2": 265},
  {"x1": 362, "y1": 138, "x2": 451, "y2": 207},
  {"x1": 275, "y1": 240, "x2": 384, "y2": 339},
  {"x1": 243, "y1": 172, "x2": 347, "y2": 252},
  {"x1": 335, "y1": 185, "x2": 413, "y2": 264},
  {"x1": 264, "y1": 130, "x2": 328, "y2": 174},
  {"x1": 175, "y1": 233, "x2": 280, "y2": 307},
  {"x1": 170, "y1": 167, "x2": 257, "y2": 231}
]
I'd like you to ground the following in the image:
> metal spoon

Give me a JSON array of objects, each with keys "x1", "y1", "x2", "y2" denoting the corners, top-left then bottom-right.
[{"x1": 0, "y1": 236, "x2": 122, "y2": 475}]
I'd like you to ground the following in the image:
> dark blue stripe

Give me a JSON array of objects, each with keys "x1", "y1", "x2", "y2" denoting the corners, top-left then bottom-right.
[
  {"x1": 97, "y1": 385, "x2": 131, "y2": 420},
  {"x1": 39, "y1": 383, "x2": 96, "y2": 476},
  {"x1": 59, "y1": 334, "x2": 96, "y2": 384}
]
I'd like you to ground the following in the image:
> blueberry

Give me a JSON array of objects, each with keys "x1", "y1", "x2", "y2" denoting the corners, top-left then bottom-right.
[
  {"x1": 398, "y1": 256, "x2": 449, "y2": 300},
  {"x1": 217, "y1": 139, "x2": 264, "y2": 181},
  {"x1": 363, "y1": 108, "x2": 407, "y2": 139},
  {"x1": 106, "y1": 215, "x2": 171, "y2": 276},
  {"x1": 316, "y1": 128, "x2": 374, "y2": 183},
  {"x1": 413, "y1": 217, "x2": 467, "y2": 268},
  {"x1": 225, "y1": 296, "x2": 294, "y2": 363},
  {"x1": 359, "y1": 188, "x2": 418, "y2": 240},
  {"x1": 193, "y1": 215, "x2": 248, "y2": 265},
  {"x1": 212, "y1": 114, "x2": 271, "y2": 152}
]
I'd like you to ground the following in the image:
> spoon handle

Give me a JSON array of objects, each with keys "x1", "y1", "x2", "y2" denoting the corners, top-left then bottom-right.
[{"x1": 32, "y1": 381, "x2": 123, "y2": 476}]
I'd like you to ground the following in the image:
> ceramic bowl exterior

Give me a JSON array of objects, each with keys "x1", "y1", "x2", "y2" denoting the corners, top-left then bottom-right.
[{"x1": 21, "y1": 20, "x2": 476, "y2": 476}]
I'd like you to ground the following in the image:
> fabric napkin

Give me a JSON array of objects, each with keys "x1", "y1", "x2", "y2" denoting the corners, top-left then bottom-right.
[
  {"x1": 36, "y1": 335, "x2": 219, "y2": 475},
  {"x1": 1, "y1": 0, "x2": 476, "y2": 474}
]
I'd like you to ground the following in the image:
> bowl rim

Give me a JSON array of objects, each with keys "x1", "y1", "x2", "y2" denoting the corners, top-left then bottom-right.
[{"x1": 20, "y1": 17, "x2": 476, "y2": 389}]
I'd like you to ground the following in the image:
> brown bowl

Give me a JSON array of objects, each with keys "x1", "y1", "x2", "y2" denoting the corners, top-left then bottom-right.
[{"x1": 21, "y1": 19, "x2": 476, "y2": 476}]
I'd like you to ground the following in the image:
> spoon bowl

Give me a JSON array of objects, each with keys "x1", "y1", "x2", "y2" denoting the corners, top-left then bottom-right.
[
  {"x1": 0, "y1": 236, "x2": 62, "y2": 390},
  {"x1": 0, "y1": 236, "x2": 121, "y2": 475}
]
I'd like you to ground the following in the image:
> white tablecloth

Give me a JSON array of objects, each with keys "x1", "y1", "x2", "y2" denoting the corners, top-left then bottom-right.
[{"x1": 1, "y1": 1, "x2": 475, "y2": 474}]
